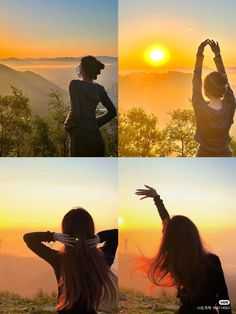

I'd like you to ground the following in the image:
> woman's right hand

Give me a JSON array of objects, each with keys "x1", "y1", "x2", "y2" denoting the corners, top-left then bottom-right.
[
  {"x1": 54, "y1": 233, "x2": 77, "y2": 247},
  {"x1": 197, "y1": 39, "x2": 209, "y2": 55},
  {"x1": 135, "y1": 185, "x2": 158, "y2": 200}
]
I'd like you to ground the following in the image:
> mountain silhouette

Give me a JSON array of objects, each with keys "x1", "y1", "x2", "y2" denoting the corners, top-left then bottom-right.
[{"x1": 0, "y1": 64, "x2": 67, "y2": 115}]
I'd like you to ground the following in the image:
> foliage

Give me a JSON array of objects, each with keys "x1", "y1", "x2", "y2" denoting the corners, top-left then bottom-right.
[
  {"x1": 0, "y1": 86, "x2": 31, "y2": 157},
  {"x1": 47, "y1": 90, "x2": 70, "y2": 157},
  {"x1": 0, "y1": 87, "x2": 118, "y2": 157},
  {"x1": 119, "y1": 107, "x2": 198, "y2": 157},
  {"x1": 158, "y1": 109, "x2": 198, "y2": 157},
  {"x1": 119, "y1": 107, "x2": 160, "y2": 157},
  {"x1": 230, "y1": 138, "x2": 236, "y2": 157},
  {"x1": 101, "y1": 117, "x2": 118, "y2": 157},
  {"x1": 31, "y1": 116, "x2": 57, "y2": 157}
]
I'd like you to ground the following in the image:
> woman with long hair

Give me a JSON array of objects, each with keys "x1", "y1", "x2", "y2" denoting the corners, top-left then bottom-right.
[
  {"x1": 65, "y1": 56, "x2": 117, "y2": 157},
  {"x1": 135, "y1": 185, "x2": 231, "y2": 314},
  {"x1": 23, "y1": 207, "x2": 118, "y2": 313},
  {"x1": 192, "y1": 39, "x2": 236, "y2": 157}
]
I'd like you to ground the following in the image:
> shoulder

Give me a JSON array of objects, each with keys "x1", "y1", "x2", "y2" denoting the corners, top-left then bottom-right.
[
  {"x1": 206, "y1": 253, "x2": 221, "y2": 267},
  {"x1": 69, "y1": 79, "x2": 81, "y2": 88}
]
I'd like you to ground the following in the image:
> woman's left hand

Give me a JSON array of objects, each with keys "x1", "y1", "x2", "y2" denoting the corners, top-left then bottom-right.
[
  {"x1": 135, "y1": 185, "x2": 158, "y2": 200},
  {"x1": 209, "y1": 40, "x2": 221, "y2": 56}
]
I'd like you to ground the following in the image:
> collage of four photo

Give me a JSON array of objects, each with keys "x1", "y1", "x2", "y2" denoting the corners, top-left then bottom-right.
[{"x1": 0, "y1": 0, "x2": 235, "y2": 313}]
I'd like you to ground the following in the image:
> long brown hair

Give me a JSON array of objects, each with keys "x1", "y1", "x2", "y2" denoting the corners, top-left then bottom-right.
[
  {"x1": 147, "y1": 215, "x2": 208, "y2": 300},
  {"x1": 56, "y1": 208, "x2": 117, "y2": 311}
]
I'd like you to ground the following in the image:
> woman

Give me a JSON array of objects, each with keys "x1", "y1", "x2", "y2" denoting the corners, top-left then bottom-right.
[
  {"x1": 192, "y1": 39, "x2": 236, "y2": 157},
  {"x1": 135, "y1": 185, "x2": 231, "y2": 314},
  {"x1": 65, "y1": 56, "x2": 117, "y2": 157},
  {"x1": 23, "y1": 208, "x2": 118, "y2": 313}
]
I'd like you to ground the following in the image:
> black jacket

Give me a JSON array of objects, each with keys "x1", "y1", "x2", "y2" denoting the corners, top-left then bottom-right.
[{"x1": 23, "y1": 229, "x2": 118, "y2": 314}]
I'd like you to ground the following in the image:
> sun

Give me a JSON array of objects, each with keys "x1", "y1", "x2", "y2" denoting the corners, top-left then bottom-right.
[
  {"x1": 144, "y1": 45, "x2": 169, "y2": 67},
  {"x1": 118, "y1": 216, "x2": 124, "y2": 227},
  {"x1": 150, "y1": 49, "x2": 165, "y2": 62}
]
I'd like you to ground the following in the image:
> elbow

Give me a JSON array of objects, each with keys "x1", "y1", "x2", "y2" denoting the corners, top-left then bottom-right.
[
  {"x1": 110, "y1": 105, "x2": 117, "y2": 119},
  {"x1": 23, "y1": 233, "x2": 30, "y2": 243}
]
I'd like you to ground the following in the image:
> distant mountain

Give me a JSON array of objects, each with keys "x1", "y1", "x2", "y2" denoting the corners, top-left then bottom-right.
[
  {"x1": 119, "y1": 71, "x2": 193, "y2": 127},
  {"x1": 0, "y1": 56, "x2": 118, "y2": 65},
  {"x1": 0, "y1": 64, "x2": 67, "y2": 115},
  {"x1": 0, "y1": 254, "x2": 56, "y2": 297},
  {"x1": 119, "y1": 71, "x2": 236, "y2": 136}
]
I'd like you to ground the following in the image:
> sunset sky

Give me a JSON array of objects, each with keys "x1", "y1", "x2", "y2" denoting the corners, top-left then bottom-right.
[
  {"x1": 119, "y1": 158, "x2": 236, "y2": 232},
  {"x1": 0, "y1": 158, "x2": 118, "y2": 256},
  {"x1": 0, "y1": 0, "x2": 117, "y2": 58},
  {"x1": 120, "y1": 0, "x2": 236, "y2": 73}
]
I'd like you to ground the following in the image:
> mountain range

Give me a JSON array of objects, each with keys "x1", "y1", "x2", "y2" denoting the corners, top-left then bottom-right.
[{"x1": 0, "y1": 64, "x2": 67, "y2": 115}]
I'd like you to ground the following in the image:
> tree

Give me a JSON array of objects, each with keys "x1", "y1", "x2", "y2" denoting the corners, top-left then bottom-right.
[
  {"x1": 119, "y1": 107, "x2": 160, "y2": 157},
  {"x1": 101, "y1": 118, "x2": 118, "y2": 157},
  {"x1": 47, "y1": 90, "x2": 70, "y2": 156},
  {"x1": 31, "y1": 116, "x2": 56, "y2": 156},
  {"x1": 0, "y1": 86, "x2": 31, "y2": 157},
  {"x1": 230, "y1": 137, "x2": 236, "y2": 157},
  {"x1": 158, "y1": 109, "x2": 198, "y2": 157}
]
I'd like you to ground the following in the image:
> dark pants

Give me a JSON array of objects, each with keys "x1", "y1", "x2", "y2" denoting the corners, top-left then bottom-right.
[
  {"x1": 196, "y1": 146, "x2": 232, "y2": 157},
  {"x1": 69, "y1": 128, "x2": 105, "y2": 157}
]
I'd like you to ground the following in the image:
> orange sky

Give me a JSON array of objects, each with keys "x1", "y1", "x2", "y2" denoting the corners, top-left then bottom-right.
[
  {"x1": 0, "y1": 1, "x2": 117, "y2": 58},
  {"x1": 0, "y1": 158, "x2": 118, "y2": 257},
  {"x1": 119, "y1": 158, "x2": 236, "y2": 232},
  {"x1": 119, "y1": 1, "x2": 236, "y2": 73}
]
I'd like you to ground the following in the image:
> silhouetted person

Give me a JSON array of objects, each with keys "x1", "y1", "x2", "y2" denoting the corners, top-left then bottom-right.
[
  {"x1": 192, "y1": 39, "x2": 236, "y2": 157},
  {"x1": 65, "y1": 56, "x2": 117, "y2": 157},
  {"x1": 24, "y1": 208, "x2": 118, "y2": 313},
  {"x1": 136, "y1": 185, "x2": 231, "y2": 314}
]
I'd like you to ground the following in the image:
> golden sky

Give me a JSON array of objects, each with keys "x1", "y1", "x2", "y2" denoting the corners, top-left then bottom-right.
[{"x1": 119, "y1": 0, "x2": 236, "y2": 73}]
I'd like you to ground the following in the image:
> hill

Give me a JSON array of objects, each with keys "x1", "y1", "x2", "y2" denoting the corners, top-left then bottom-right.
[
  {"x1": 0, "y1": 64, "x2": 67, "y2": 115},
  {"x1": 0, "y1": 254, "x2": 57, "y2": 297}
]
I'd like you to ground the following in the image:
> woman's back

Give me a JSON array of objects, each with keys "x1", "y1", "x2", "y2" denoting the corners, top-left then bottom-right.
[
  {"x1": 178, "y1": 253, "x2": 231, "y2": 313},
  {"x1": 66, "y1": 80, "x2": 105, "y2": 131},
  {"x1": 23, "y1": 229, "x2": 118, "y2": 314}
]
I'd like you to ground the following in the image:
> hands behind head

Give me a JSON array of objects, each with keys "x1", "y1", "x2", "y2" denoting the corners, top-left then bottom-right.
[
  {"x1": 54, "y1": 233, "x2": 78, "y2": 247},
  {"x1": 53, "y1": 233, "x2": 100, "y2": 247},
  {"x1": 135, "y1": 185, "x2": 158, "y2": 200},
  {"x1": 197, "y1": 39, "x2": 220, "y2": 56}
]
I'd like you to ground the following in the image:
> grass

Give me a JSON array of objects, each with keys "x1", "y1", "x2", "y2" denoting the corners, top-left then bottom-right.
[
  {"x1": 118, "y1": 289, "x2": 178, "y2": 313},
  {"x1": 0, "y1": 291, "x2": 117, "y2": 314},
  {"x1": 0, "y1": 290, "x2": 56, "y2": 313},
  {"x1": 118, "y1": 288, "x2": 236, "y2": 314}
]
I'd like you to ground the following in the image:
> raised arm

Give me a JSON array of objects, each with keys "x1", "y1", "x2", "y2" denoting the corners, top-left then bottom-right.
[
  {"x1": 135, "y1": 185, "x2": 170, "y2": 223},
  {"x1": 97, "y1": 87, "x2": 117, "y2": 127},
  {"x1": 65, "y1": 80, "x2": 81, "y2": 130},
  {"x1": 209, "y1": 40, "x2": 235, "y2": 104},
  {"x1": 192, "y1": 40, "x2": 209, "y2": 106},
  {"x1": 23, "y1": 231, "x2": 58, "y2": 267},
  {"x1": 23, "y1": 232, "x2": 76, "y2": 268},
  {"x1": 97, "y1": 229, "x2": 118, "y2": 267}
]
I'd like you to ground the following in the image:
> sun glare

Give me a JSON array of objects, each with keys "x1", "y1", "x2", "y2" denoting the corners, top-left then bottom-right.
[
  {"x1": 144, "y1": 45, "x2": 169, "y2": 67},
  {"x1": 118, "y1": 216, "x2": 124, "y2": 227}
]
